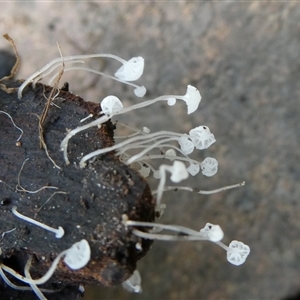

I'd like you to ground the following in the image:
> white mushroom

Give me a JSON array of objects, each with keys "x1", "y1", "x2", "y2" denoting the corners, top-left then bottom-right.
[
  {"x1": 63, "y1": 239, "x2": 91, "y2": 270},
  {"x1": 169, "y1": 161, "x2": 189, "y2": 183},
  {"x1": 12, "y1": 206, "x2": 64, "y2": 238},
  {"x1": 155, "y1": 161, "x2": 189, "y2": 214},
  {"x1": 189, "y1": 126, "x2": 216, "y2": 150},
  {"x1": 179, "y1": 85, "x2": 201, "y2": 114},
  {"x1": 115, "y1": 56, "x2": 144, "y2": 81},
  {"x1": 226, "y1": 240, "x2": 250, "y2": 266},
  {"x1": 186, "y1": 162, "x2": 200, "y2": 176},
  {"x1": 201, "y1": 157, "x2": 218, "y2": 177},
  {"x1": 199, "y1": 223, "x2": 224, "y2": 242},
  {"x1": 100, "y1": 95, "x2": 123, "y2": 116},
  {"x1": 133, "y1": 85, "x2": 147, "y2": 97},
  {"x1": 178, "y1": 136, "x2": 195, "y2": 155},
  {"x1": 121, "y1": 270, "x2": 143, "y2": 293}
]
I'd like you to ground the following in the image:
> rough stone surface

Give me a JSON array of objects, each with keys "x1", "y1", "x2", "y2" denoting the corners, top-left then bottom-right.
[{"x1": 0, "y1": 2, "x2": 300, "y2": 300}]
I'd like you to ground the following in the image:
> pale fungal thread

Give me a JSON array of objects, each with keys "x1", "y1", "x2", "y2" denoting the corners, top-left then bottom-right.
[
  {"x1": 123, "y1": 217, "x2": 224, "y2": 242},
  {"x1": 11, "y1": 206, "x2": 64, "y2": 238},
  {"x1": 35, "y1": 190, "x2": 68, "y2": 216},
  {"x1": 24, "y1": 256, "x2": 47, "y2": 300},
  {"x1": 155, "y1": 161, "x2": 189, "y2": 214},
  {"x1": 16, "y1": 158, "x2": 58, "y2": 194},
  {"x1": 0, "y1": 267, "x2": 57, "y2": 294},
  {"x1": 80, "y1": 113, "x2": 93, "y2": 123},
  {"x1": 0, "y1": 228, "x2": 16, "y2": 242},
  {"x1": 152, "y1": 181, "x2": 245, "y2": 195},
  {"x1": 0, "y1": 110, "x2": 23, "y2": 141},
  {"x1": 48, "y1": 66, "x2": 147, "y2": 97},
  {"x1": 0, "y1": 179, "x2": 14, "y2": 190}
]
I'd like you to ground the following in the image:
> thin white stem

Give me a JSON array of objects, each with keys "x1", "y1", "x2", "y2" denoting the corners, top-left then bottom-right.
[
  {"x1": 126, "y1": 137, "x2": 176, "y2": 164},
  {"x1": 131, "y1": 228, "x2": 210, "y2": 242},
  {"x1": 48, "y1": 67, "x2": 142, "y2": 90},
  {"x1": 18, "y1": 53, "x2": 131, "y2": 98},
  {"x1": 0, "y1": 228, "x2": 16, "y2": 242},
  {"x1": 0, "y1": 179, "x2": 14, "y2": 190},
  {"x1": 215, "y1": 241, "x2": 229, "y2": 251},
  {"x1": 126, "y1": 144, "x2": 196, "y2": 164},
  {"x1": 155, "y1": 165, "x2": 169, "y2": 210},
  {"x1": 115, "y1": 138, "x2": 167, "y2": 156},
  {"x1": 114, "y1": 131, "x2": 141, "y2": 139},
  {"x1": 117, "y1": 93, "x2": 190, "y2": 114},
  {"x1": 60, "y1": 114, "x2": 109, "y2": 165},
  {"x1": 0, "y1": 110, "x2": 23, "y2": 141},
  {"x1": 152, "y1": 181, "x2": 246, "y2": 195},
  {"x1": 32, "y1": 60, "x2": 84, "y2": 88},
  {"x1": 61, "y1": 91, "x2": 191, "y2": 165},
  {"x1": 1, "y1": 250, "x2": 67, "y2": 285},
  {"x1": 0, "y1": 267, "x2": 32, "y2": 291},
  {"x1": 114, "y1": 122, "x2": 149, "y2": 139},
  {"x1": 79, "y1": 131, "x2": 185, "y2": 167},
  {"x1": 16, "y1": 158, "x2": 58, "y2": 193},
  {"x1": 12, "y1": 206, "x2": 64, "y2": 238},
  {"x1": 80, "y1": 114, "x2": 93, "y2": 123},
  {"x1": 24, "y1": 256, "x2": 47, "y2": 300},
  {"x1": 0, "y1": 267, "x2": 57, "y2": 292},
  {"x1": 125, "y1": 220, "x2": 202, "y2": 236}
]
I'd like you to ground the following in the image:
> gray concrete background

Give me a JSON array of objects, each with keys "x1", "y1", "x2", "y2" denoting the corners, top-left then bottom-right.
[{"x1": 1, "y1": 1, "x2": 300, "y2": 299}]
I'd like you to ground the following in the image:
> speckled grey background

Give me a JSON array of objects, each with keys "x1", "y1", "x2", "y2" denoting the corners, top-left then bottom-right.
[{"x1": 1, "y1": 1, "x2": 299, "y2": 300}]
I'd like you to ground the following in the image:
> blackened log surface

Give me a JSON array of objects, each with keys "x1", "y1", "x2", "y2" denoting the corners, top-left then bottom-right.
[
  {"x1": 0, "y1": 80, "x2": 155, "y2": 294},
  {"x1": 0, "y1": 283, "x2": 83, "y2": 300}
]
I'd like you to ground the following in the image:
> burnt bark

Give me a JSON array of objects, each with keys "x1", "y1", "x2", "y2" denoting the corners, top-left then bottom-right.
[{"x1": 0, "y1": 80, "x2": 155, "y2": 299}]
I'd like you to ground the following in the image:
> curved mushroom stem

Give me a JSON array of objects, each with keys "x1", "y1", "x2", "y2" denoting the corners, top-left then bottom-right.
[
  {"x1": 152, "y1": 181, "x2": 246, "y2": 195},
  {"x1": 18, "y1": 53, "x2": 142, "y2": 99},
  {"x1": 48, "y1": 67, "x2": 146, "y2": 97},
  {"x1": 11, "y1": 206, "x2": 64, "y2": 238},
  {"x1": 1, "y1": 250, "x2": 67, "y2": 285}
]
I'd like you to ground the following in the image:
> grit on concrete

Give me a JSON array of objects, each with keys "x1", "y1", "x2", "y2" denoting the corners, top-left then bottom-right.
[{"x1": 1, "y1": 2, "x2": 299, "y2": 300}]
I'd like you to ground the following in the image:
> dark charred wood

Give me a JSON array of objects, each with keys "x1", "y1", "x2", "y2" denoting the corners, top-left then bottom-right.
[{"x1": 0, "y1": 80, "x2": 155, "y2": 298}]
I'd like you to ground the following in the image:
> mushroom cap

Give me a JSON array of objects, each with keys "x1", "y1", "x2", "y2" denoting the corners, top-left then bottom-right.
[
  {"x1": 170, "y1": 161, "x2": 189, "y2": 183},
  {"x1": 200, "y1": 223, "x2": 224, "y2": 242},
  {"x1": 189, "y1": 125, "x2": 216, "y2": 150},
  {"x1": 178, "y1": 136, "x2": 195, "y2": 155},
  {"x1": 183, "y1": 85, "x2": 201, "y2": 114},
  {"x1": 115, "y1": 56, "x2": 144, "y2": 81},
  {"x1": 55, "y1": 226, "x2": 65, "y2": 238},
  {"x1": 201, "y1": 157, "x2": 218, "y2": 177},
  {"x1": 138, "y1": 165, "x2": 151, "y2": 177},
  {"x1": 63, "y1": 239, "x2": 91, "y2": 270},
  {"x1": 165, "y1": 149, "x2": 177, "y2": 161},
  {"x1": 167, "y1": 97, "x2": 176, "y2": 106},
  {"x1": 226, "y1": 240, "x2": 250, "y2": 266},
  {"x1": 101, "y1": 95, "x2": 123, "y2": 116},
  {"x1": 134, "y1": 86, "x2": 147, "y2": 97},
  {"x1": 186, "y1": 163, "x2": 200, "y2": 176}
]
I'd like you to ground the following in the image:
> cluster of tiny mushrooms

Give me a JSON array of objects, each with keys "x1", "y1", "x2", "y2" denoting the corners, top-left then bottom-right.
[{"x1": 1, "y1": 39, "x2": 250, "y2": 298}]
